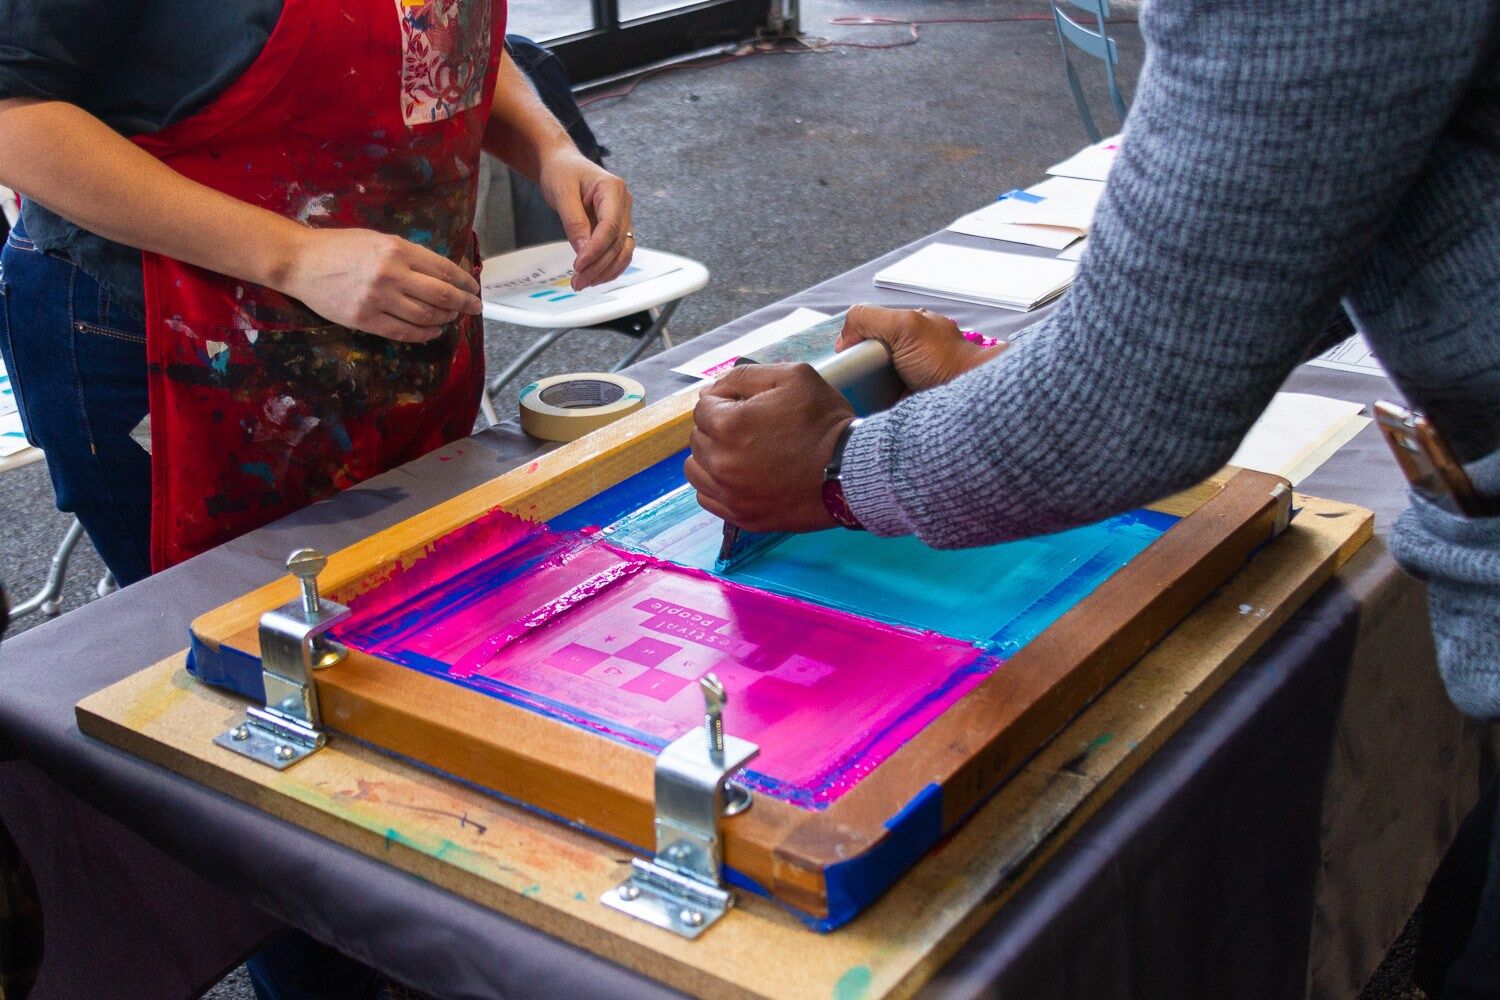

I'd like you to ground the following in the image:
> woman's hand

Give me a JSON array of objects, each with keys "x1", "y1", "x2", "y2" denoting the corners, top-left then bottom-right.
[
  {"x1": 837, "y1": 305, "x2": 1007, "y2": 392},
  {"x1": 279, "y1": 229, "x2": 484, "y2": 343},
  {"x1": 537, "y1": 147, "x2": 634, "y2": 290}
]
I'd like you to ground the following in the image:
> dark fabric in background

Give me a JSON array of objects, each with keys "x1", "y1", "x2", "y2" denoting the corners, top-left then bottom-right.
[
  {"x1": 0, "y1": 223, "x2": 1493, "y2": 998},
  {"x1": 924, "y1": 590, "x2": 1358, "y2": 999}
]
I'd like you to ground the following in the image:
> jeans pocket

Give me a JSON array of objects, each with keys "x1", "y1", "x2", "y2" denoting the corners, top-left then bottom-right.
[
  {"x1": 4, "y1": 230, "x2": 40, "y2": 255},
  {"x1": 73, "y1": 319, "x2": 146, "y2": 346}
]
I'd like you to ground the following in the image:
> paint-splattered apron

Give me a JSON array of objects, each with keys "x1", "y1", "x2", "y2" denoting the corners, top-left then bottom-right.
[{"x1": 133, "y1": 0, "x2": 505, "y2": 571}]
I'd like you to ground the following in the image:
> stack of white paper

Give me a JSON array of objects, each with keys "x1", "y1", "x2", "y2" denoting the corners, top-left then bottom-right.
[
  {"x1": 874, "y1": 243, "x2": 1079, "y2": 312},
  {"x1": 1046, "y1": 134, "x2": 1122, "y2": 182},
  {"x1": 947, "y1": 176, "x2": 1105, "y2": 250},
  {"x1": 1057, "y1": 238, "x2": 1088, "y2": 262},
  {"x1": 1307, "y1": 333, "x2": 1387, "y2": 378},
  {"x1": 1229, "y1": 392, "x2": 1370, "y2": 485}
]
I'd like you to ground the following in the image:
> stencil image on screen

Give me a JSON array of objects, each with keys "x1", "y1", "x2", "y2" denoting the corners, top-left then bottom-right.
[
  {"x1": 331, "y1": 509, "x2": 997, "y2": 808},
  {"x1": 557, "y1": 453, "x2": 1179, "y2": 653},
  {"x1": 330, "y1": 455, "x2": 1176, "y2": 810}
]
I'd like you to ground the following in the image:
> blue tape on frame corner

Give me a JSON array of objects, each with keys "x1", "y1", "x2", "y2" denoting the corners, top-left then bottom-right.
[
  {"x1": 186, "y1": 631, "x2": 267, "y2": 704},
  {"x1": 811, "y1": 782, "x2": 945, "y2": 932}
]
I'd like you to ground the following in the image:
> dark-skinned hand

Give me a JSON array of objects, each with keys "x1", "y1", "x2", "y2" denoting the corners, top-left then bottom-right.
[
  {"x1": 836, "y1": 304, "x2": 1007, "y2": 392},
  {"x1": 686, "y1": 363, "x2": 856, "y2": 533}
]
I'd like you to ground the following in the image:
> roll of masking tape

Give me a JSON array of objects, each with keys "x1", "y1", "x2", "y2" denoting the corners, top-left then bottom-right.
[{"x1": 518, "y1": 372, "x2": 647, "y2": 442}]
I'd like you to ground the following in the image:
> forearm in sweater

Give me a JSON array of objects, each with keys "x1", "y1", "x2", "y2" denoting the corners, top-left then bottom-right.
[{"x1": 843, "y1": 0, "x2": 1492, "y2": 547}]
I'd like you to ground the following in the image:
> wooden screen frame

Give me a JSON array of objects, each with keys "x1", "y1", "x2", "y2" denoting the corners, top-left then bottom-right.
[{"x1": 191, "y1": 387, "x2": 1290, "y2": 919}]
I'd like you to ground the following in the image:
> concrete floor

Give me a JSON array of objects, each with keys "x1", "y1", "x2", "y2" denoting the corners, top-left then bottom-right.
[{"x1": 0, "y1": 0, "x2": 1421, "y2": 996}]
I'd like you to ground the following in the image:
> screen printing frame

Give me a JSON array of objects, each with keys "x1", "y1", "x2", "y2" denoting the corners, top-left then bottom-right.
[{"x1": 187, "y1": 388, "x2": 1291, "y2": 923}]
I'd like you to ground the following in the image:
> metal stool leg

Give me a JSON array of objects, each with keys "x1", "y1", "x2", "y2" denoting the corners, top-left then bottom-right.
[
  {"x1": 611, "y1": 298, "x2": 682, "y2": 373},
  {"x1": 10, "y1": 518, "x2": 86, "y2": 619}
]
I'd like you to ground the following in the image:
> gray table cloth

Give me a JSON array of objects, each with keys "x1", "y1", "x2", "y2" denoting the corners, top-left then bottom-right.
[{"x1": 1, "y1": 227, "x2": 1493, "y2": 1000}]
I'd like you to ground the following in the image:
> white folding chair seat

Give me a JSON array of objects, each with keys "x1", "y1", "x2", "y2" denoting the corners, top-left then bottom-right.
[{"x1": 477, "y1": 242, "x2": 710, "y2": 427}]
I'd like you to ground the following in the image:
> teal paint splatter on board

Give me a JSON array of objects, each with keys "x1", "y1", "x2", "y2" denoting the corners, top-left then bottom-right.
[{"x1": 833, "y1": 965, "x2": 874, "y2": 1000}]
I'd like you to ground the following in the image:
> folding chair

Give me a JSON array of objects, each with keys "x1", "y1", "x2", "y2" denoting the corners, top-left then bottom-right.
[
  {"x1": 1050, "y1": 0, "x2": 1128, "y2": 143},
  {"x1": 477, "y1": 242, "x2": 710, "y2": 428}
]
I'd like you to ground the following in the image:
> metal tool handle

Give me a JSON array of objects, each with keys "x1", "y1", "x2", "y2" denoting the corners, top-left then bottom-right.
[{"x1": 810, "y1": 338, "x2": 905, "y2": 415}]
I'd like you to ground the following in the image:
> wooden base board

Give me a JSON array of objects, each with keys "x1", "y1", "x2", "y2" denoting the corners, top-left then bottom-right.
[{"x1": 77, "y1": 493, "x2": 1371, "y2": 1000}]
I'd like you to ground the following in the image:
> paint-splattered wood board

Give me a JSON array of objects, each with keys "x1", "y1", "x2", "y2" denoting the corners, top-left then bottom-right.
[
  {"x1": 77, "y1": 491, "x2": 1371, "y2": 1000},
  {"x1": 167, "y1": 376, "x2": 1296, "y2": 925}
]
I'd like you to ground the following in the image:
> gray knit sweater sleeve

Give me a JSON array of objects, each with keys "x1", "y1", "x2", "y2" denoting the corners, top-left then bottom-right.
[{"x1": 841, "y1": 0, "x2": 1497, "y2": 548}]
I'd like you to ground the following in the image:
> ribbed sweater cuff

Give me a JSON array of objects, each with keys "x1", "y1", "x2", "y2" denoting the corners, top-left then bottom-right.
[{"x1": 841, "y1": 412, "x2": 913, "y2": 538}]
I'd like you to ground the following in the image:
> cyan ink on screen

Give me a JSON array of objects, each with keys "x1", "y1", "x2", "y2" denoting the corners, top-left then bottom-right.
[{"x1": 332, "y1": 453, "x2": 1175, "y2": 809}]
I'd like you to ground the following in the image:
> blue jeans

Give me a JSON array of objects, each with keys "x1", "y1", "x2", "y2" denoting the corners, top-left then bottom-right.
[
  {"x1": 0, "y1": 216, "x2": 152, "y2": 585},
  {"x1": 0, "y1": 216, "x2": 379, "y2": 999}
]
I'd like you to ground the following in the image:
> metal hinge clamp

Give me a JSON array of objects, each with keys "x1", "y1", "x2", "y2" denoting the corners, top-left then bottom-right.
[
  {"x1": 601, "y1": 674, "x2": 758, "y2": 939},
  {"x1": 215, "y1": 548, "x2": 348, "y2": 770}
]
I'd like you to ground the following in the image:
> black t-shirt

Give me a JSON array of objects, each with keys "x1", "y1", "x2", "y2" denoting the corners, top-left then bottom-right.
[{"x1": 0, "y1": 0, "x2": 283, "y2": 315}]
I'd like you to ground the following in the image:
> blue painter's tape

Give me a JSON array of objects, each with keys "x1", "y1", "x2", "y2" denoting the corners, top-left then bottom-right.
[
  {"x1": 999, "y1": 188, "x2": 1045, "y2": 204},
  {"x1": 187, "y1": 632, "x2": 266, "y2": 704},
  {"x1": 548, "y1": 450, "x2": 690, "y2": 532},
  {"x1": 816, "y1": 782, "x2": 944, "y2": 931}
]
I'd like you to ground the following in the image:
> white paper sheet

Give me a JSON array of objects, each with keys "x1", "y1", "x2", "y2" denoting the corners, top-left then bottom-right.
[
  {"x1": 1306, "y1": 333, "x2": 1388, "y2": 378},
  {"x1": 482, "y1": 248, "x2": 682, "y2": 315},
  {"x1": 1057, "y1": 238, "x2": 1088, "y2": 262},
  {"x1": 671, "y1": 308, "x2": 834, "y2": 380},
  {"x1": 984, "y1": 177, "x2": 1105, "y2": 232},
  {"x1": 873, "y1": 243, "x2": 1078, "y2": 312},
  {"x1": 1229, "y1": 392, "x2": 1370, "y2": 485},
  {"x1": 947, "y1": 208, "x2": 1081, "y2": 250},
  {"x1": 1046, "y1": 135, "x2": 1122, "y2": 182}
]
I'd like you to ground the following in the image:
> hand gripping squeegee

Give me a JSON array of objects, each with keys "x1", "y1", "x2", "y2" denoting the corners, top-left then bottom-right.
[{"x1": 715, "y1": 312, "x2": 906, "y2": 572}]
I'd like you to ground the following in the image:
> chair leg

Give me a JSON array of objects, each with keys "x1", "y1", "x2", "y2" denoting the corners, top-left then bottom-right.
[
  {"x1": 479, "y1": 301, "x2": 683, "y2": 431},
  {"x1": 1064, "y1": 51, "x2": 1103, "y2": 144},
  {"x1": 10, "y1": 518, "x2": 86, "y2": 619},
  {"x1": 480, "y1": 327, "x2": 576, "y2": 428},
  {"x1": 478, "y1": 391, "x2": 502, "y2": 430},
  {"x1": 611, "y1": 299, "x2": 682, "y2": 373},
  {"x1": 487, "y1": 328, "x2": 575, "y2": 398}
]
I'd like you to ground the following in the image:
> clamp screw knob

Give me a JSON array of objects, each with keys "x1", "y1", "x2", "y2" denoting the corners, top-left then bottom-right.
[
  {"x1": 287, "y1": 548, "x2": 328, "y2": 619},
  {"x1": 701, "y1": 673, "x2": 727, "y2": 762}
]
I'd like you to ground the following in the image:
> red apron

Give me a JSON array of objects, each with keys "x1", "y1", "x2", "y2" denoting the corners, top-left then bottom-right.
[{"x1": 134, "y1": 0, "x2": 506, "y2": 570}]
